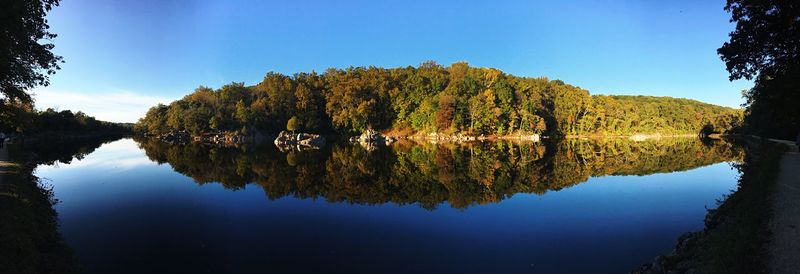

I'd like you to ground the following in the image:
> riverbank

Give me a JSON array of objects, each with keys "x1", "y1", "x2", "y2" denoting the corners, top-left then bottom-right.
[
  {"x1": 384, "y1": 129, "x2": 703, "y2": 142},
  {"x1": 0, "y1": 141, "x2": 83, "y2": 273},
  {"x1": 633, "y1": 138, "x2": 787, "y2": 273},
  {"x1": 143, "y1": 128, "x2": 716, "y2": 146}
]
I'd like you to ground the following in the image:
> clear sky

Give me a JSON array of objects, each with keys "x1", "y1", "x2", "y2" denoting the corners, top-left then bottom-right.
[{"x1": 35, "y1": 0, "x2": 753, "y2": 123}]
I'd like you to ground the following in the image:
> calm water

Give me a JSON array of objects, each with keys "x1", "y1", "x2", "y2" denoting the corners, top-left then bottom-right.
[{"x1": 34, "y1": 138, "x2": 742, "y2": 273}]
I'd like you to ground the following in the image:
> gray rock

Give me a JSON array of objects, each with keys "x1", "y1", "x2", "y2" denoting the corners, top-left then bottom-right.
[
  {"x1": 351, "y1": 128, "x2": 393, "y2": 149},
  {"x1": 274, "y1": 131, "x2": 325, "y2": 151}
]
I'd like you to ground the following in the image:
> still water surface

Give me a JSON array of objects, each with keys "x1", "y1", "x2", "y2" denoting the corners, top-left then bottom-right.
[{"x1": 36, "y1": 138, "x2": 741, "y2": 273}]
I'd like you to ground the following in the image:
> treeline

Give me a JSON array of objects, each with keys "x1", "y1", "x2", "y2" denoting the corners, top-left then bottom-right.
[
  {"x1": 135, "y1": 138, "x2": 742, "y2": 209},
  {"x1": 739, "y1": 65, "x2": 800, "y2": 139},
  {"x1": 0, "y1": 107, "x2": 131, "y2": 135},
  {"x1": 136, "y1": 62, "x2": 742, "y2": 136},
  {"x1": 716, "y1": 0, "x2": 799, "y2": 140}
]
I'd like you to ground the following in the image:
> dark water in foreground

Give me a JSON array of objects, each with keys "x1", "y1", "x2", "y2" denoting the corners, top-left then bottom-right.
[{"x1": 34, "y1": 138, "x2": 742, "y2": 273}]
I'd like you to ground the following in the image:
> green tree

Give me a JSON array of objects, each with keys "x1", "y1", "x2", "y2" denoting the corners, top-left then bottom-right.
[
  {"x1": 549, "y1": 82, "x2": 591, "y2": 135},
  {"x1": 287, "y1": 116, "x2": 301, "y2": 133},
  {"x1": 324, "y1": 67, "x2": 391, "y2": 132},
  {"x1": 718, "y1": 0, "x2": 800, "y2": 139},
  {"x1": 235, "y1": 100, "x2": 251, "y2": 128},
  {"x1": 0, "y1": 0, "x2": 62, "y2": 105},
  {"x1": 1, "y1": 0, "x2": 62, "y2": 133},
  {"x1": 253, "y1": 72, "x2": 296, "y2": 131},
  {"x1": 718, "y1": 0, "x2": 800, "y2": 81},
  {"x1": 294, "y1": 73, "x2": 325, "y2": 131}
]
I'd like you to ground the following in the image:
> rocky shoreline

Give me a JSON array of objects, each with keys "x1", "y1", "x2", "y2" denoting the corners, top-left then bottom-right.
[
  {"x1": 349, "y1": 129, "x2": 395, "y2": 150},
  {"x1": 631, "y1": 230, "x2": 705, "y2": 273},
  {"x1": 390, "y1": 131, "x2": 541, "y2": 143},
  {"x1": 633, "y1": 139, "x2": 785, "y2": 273},
  {"x1": 273, "y1": 131, "x2": 326, "y2": 151},
  {"x1": 144, "y1": 130, "x2": 264, "y2": 146},
  {"x1": 143, "y1": 129, "x2": 711, "y2": 148}
]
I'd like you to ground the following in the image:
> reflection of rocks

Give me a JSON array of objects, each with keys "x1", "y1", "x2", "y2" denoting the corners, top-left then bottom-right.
[
  {"x1": 408, "y1": 132, "x2": 477, "y2": 143},
  {"x1": 349, "y1": 129, "x2": 394, "y2": 149},
  {"x1": 148, "y1": 130, "x2": 254, "y2": 145},
  {"x1": 629, "y1": 134, "x2": 653, "y2": 142},
  {"x1": 499, "y1": 134, "x2": 540, "y2": 142},
  {"x1": 194, "y1": 131, "x2": 250, "y2": 145},
  {"x1": 274, "y1": 131, "x2": 326, "y2": 151},
  {"x1": 403, "y1": 132, "x2": 540, "y2": 144},
  {"x1": 151, "y1": 130, "x2": 190, "y2": 144}
]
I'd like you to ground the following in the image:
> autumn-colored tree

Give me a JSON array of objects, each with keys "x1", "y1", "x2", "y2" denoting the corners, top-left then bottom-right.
[
  {"x1": 436, "y1": 94, "x2": 456, "y2": 130},
  {"x1": 134, "y1": 63, "x2": 742, "y2": 137},
  {"x1": 287, "y1": 116, "x2": 300, "y2": 133}
]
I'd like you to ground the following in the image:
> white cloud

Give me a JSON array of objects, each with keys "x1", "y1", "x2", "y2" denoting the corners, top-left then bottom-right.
[{"x1": 32, "y1": 88, "x2": 176, "y2": 123}]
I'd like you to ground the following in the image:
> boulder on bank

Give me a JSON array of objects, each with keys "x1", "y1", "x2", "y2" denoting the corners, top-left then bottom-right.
[
  {"x1": 274, "y1": 131, "x2": 326, "y2": 150},
  {"x1": 350, "y1": 129, "x2": 394, "y2": 148}
]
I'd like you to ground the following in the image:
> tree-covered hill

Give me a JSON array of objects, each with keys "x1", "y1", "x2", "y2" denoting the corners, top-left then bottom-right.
[{"x1": 135, "y1": 62, "x2": 742, "y2": 137}]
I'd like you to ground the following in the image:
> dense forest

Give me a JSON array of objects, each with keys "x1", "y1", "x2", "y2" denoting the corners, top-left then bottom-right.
[
  {"x1": 135, "y1": 138, "x2": 742, "y2": 209},
  {"x1": 0, "y1": 107, "x2": 130, "y2": 136},
  {"x1": 135, "y1": 62, "x2": 742, "y2": 137}
]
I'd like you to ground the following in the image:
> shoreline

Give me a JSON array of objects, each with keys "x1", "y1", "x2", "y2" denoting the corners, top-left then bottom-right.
[
  {"x1": 0, "y1": 140, "x2": 83, "y2": 273},
  {"x1": 142, "y1": 129, "x2": 718, "y2": 146},
  {"x1": 565, "y1": 133, "x2": 699, "y2": 139},
  {"x1": 633, "y1": 137, "x2": 787, "y2": 273}
]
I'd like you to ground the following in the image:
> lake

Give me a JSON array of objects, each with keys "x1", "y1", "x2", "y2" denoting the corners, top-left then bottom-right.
[{"x1": 34, "y1": 137, "x2": 742, "y2": 273}]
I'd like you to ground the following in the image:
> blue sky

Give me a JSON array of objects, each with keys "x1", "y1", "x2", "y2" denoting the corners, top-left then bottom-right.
[{"x1": 35, "y1": 0, "x2": 752, "y2": 122}]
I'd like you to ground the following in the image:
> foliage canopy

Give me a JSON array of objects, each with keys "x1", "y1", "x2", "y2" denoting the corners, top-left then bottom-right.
[
  {"x1": 718, "y1": 0, "x2": 800, "y2": 139},
  {"x1": 137, "y1": 63, "x2": 741, "y2": 137},
  {"x1": 0, "y1": 0, "x2": 63, "y2": 134}
]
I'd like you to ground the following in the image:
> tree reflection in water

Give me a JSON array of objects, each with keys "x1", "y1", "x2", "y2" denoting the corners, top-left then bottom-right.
[
  {"x1": 1, "y1": 135, "x2": 122, "y2": 273},
  {"x1": 134, "y1": 137, "x2": 743, "y2": 209}
]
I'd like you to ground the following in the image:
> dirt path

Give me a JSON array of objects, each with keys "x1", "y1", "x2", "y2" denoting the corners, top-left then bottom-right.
[{"x1": 768, "y1": 142, "x2": 800, "y2": 274}]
